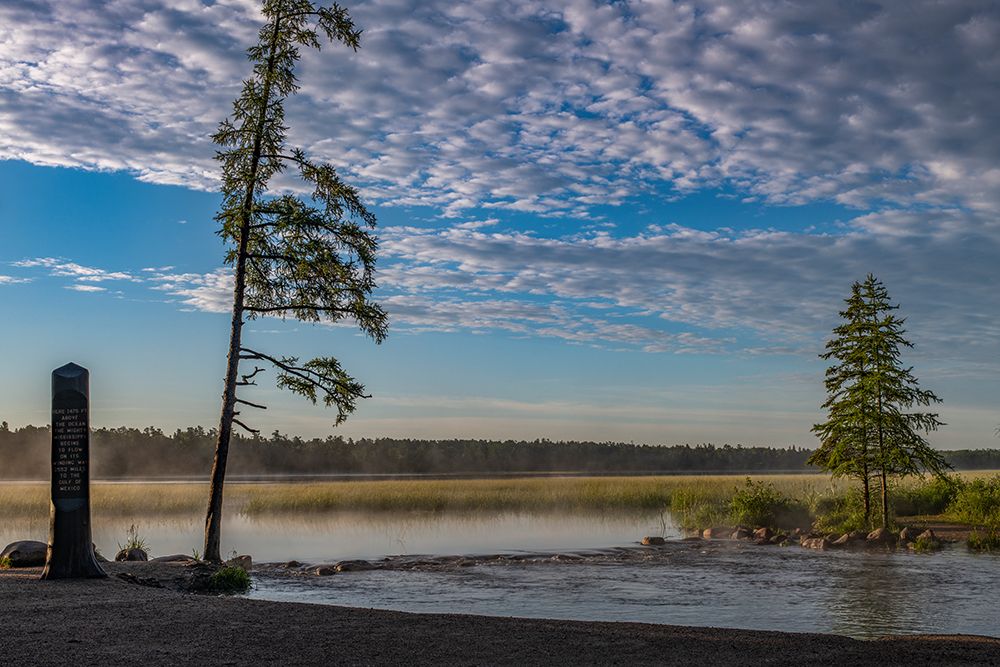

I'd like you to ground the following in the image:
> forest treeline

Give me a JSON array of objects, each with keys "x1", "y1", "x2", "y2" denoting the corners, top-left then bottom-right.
[{"x1": 1, "y1": 423, "x2": 998, "y2": 479}]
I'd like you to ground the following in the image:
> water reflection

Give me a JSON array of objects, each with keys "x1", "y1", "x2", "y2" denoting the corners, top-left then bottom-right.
[{"x1": 1, "y1": 510, "x2": 672, "y2": 562}]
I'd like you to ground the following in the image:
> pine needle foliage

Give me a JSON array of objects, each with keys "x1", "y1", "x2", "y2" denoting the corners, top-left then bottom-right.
[
  {"x1": 204, "y1": 0, "x2": 386, "y2": 562},
  {"x1": 810, "y1": 274, "x2": 948, "y2": 529}
]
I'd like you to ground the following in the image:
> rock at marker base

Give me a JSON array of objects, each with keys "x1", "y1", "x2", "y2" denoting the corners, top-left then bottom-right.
[
  {"x1": 115, "y1": 548, "x2": 149, "y2": 562},
  {"x1": 1, "y1": 541, "x2": 47, "y2": 567},
  {"x1": 641, "y1": 536, "x2": 666, "y2": 546}
]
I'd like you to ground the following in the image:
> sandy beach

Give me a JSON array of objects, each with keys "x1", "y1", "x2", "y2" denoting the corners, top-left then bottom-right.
[{"x1": 1, "y1": 563, "x2": 998, "y2": 666}]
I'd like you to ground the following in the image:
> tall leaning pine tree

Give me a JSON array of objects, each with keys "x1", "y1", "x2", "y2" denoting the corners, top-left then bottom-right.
[
  {"x1": 812, "y1": 275, "x2": 948, "y2": 531},
  {"x1": 204, "y1": 0, "x2": 387, "y2": 562}
]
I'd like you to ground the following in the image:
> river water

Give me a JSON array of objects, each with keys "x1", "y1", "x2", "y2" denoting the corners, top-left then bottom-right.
[{"x1": 4, "y1": 507, "x2": 998, "y2": 639}]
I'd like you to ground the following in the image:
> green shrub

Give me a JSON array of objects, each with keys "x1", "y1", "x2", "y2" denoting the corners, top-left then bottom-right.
[
  {"x1": 208, "y1": 566, "x2": 251, "y2": 594},
  {"x1": 729, "y1": 478, "x2": 807, "y2": 529},
  {"x1": 0, "y1": 556, "x2": 10, "y2": 570},
  {"x1": 948, "y1": 477, "x2": 1000, "y2": 528},
  {"x1": 811, "y1": 489, "x2": 869, "y2": 534},
  {"x1": 967, "y1": 531, "x2": 1000, "y2": 552},
  {"x1": 891, "y1": 476, "x2": 959, "y2": 516}
]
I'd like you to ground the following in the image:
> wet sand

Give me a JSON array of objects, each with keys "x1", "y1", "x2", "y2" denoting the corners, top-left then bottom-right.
[{"x1": 2, "y1": 564, "x2": 999, "y2": 666}]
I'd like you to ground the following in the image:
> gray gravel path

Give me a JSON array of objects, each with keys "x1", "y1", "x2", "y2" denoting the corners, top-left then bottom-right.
[{"x1": 2, "y1": 565, "x2": 998, "y2": 666}]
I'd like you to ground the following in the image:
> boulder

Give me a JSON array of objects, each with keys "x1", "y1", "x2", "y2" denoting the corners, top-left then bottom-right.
[
  {"x1": 753, "y1": 527, "x2": 774, "y2": 541},
  {"x1": 702, "y1": 527, "x2": 728, "y2": 539},
  {"x1": 899, "y1": 526, "x2": 917, "y2": 542},
  {"x1": 866, "y1": 527, "x2": 896, "y2": 545},
  {"x1": 831, "y1": 531, "x2": 866, "y2": 547},
  {"x1": 641, "y1": 536, "x2": 666, "y2": 546},
  {"x1": 226, "y1": 555, "x2": 252, "y2": 571},
  {"x1": 1, "y1": 541, "x2": 47, "y2": 567},
  {"x1": 731, "y1": 527, "x2": 753, "y2": 541},
  {"x1": 149, "y1": 554, "x2": 197, "y2": 564},
  {"x1": 115, "y1": 547, "x2": 148, "y2": 562},
  {"x1": 335, "y1": 559, "x2": 376, "y2": 572},
  {"x1": 281, "y1": 560, "x2": 303, "y2": 569},
  {"x1": 801, "y1": 537, "x2": 832, "y2": 550},
  {"x1": 917, "y1": 529, "x2": 937, "y2": 541},
  {"x1": 314, "y1": 565, "x2": 336, "y2": 576}
]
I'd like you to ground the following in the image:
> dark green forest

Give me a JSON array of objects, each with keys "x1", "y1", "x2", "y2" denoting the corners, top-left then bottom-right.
[{"x1": 1, "y1": 422, "x2": 998, "y2": 479}]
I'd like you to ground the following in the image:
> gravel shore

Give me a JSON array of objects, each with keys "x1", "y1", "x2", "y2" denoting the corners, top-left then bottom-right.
[{"x1": 3, "y1": 564, "x2": 999, "y2": 666}]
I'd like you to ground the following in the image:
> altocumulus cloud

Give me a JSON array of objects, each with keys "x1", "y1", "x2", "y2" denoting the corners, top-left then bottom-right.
[
  {"x1": 2, "y1": 1, "x2": 999, "y2": 373},
  {"x1": 2, "y1": 0, "x2": 999, "y2": 215}
]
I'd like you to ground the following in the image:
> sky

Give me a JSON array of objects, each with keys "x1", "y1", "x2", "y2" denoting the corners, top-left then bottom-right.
[{"x1": 0, "y1": 0, "x2": 998, "y2": 448}]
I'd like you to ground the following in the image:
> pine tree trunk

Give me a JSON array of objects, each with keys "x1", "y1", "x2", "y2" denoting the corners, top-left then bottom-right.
[
  {"x1": 862, "y1": 470, "x2": 871, "y2": 528},
  {"x1": 880, "y1": 469, "x2": 889, "y2": 530},
  {"x1": 204, "y1": 17, "x2": 282, "y2": 563}
]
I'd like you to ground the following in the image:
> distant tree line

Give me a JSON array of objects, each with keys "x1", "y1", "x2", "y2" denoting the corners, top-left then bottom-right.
[{"x1": 1, "y1": 422, "x2": 997, "y2": 480}]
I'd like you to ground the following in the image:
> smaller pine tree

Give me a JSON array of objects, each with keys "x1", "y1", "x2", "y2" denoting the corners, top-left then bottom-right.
[{"x1": 811, "y1": 275, "x2": 949, "y2": 529}]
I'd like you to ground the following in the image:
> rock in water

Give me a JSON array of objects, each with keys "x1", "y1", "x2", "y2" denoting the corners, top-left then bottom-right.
[
  {"x1": 314, "y1": 565, "x2": 336, "y2": 576},
  {"x1": 899, "y1": 526, "x2": 917, "y2": 542},
  {"x1": 917, "y1": 529, "x2": 937, "y2": 541},
  {"x1": 866, "y1": 527, "x2": 896, "y2": 545},
  {"x1": 335, "y1": 560, "x2": 376, "y2": 572},
  {"x1": 801, "y1": 537, "x2": 832, "y2": 550},
  {"x1": 753, "y1": 527, "x2": 774, "y2": 541},
  {"x1": 641, "y1": 536, "x2": 666, "y2": 546},
  {"x1": 115, "y1": 548, "x2": 148, "y2": 562},
  {"x1": 731, "y1": 527, "x2": 752, "y2": 541},
  {"x1": 1, "y1": 541, "x2": 47, "y2": 567},
  {"x1": 702, "y1": 527, "x2": 727, "y2": 539}
]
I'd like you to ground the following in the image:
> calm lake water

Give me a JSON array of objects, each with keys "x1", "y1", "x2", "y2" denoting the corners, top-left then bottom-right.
[{"x1": 4, "y1": 496, "x2": 999, "y2": 640}]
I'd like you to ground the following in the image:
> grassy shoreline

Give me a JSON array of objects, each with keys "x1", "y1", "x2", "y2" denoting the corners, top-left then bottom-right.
[{"x1": 3, "y1": 472, "x2": 999, "y2": 534}]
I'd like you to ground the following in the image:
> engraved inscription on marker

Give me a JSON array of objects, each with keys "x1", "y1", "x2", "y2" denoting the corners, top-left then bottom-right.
[{"x1": 52, "y1": 398, "x2": 88, "y2": 499}]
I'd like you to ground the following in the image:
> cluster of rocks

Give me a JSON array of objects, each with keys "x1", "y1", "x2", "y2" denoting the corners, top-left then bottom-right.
[
  {"x1": 1, "y1": 540, "x2": 254, "y2": 571},
  {"x1": 639, "y1": 526, "x2": 944, "y2": 551}
]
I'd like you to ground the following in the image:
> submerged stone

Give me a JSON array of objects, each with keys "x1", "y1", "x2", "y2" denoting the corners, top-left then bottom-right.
[{"x1": 641, "y1": 536, "x2": 666, "y2": 546}]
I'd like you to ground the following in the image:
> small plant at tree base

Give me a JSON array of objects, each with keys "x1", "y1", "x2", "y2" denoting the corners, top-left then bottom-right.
[
  {"x1": 191, "y1": 548, "x2": 202, "y2": 561},
  {"x1": 117, "y1": 524, "x2": 149, "y2": 553},
  {"x1": 0, "y1": 556, "x2": 11, "y2": 569},
  {"x1": 967, "y1": 531, "x2": 1000, "y2": 552},
  {"x1": 209, "y1": 566, "x2": 252, "y2": 594}
]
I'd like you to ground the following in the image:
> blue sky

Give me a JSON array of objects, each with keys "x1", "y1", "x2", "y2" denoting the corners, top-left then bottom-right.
[{"x1": 1, "y1": 0, "x2": 998, "y2": 448}]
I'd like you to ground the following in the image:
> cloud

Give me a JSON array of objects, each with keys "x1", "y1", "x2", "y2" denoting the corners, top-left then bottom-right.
[
  {"x1": 2, "y1": 0, "x2": 999, "y2": 217},
  {"x1": 377, "y1": 209, "x2": 1000, "y2": 363},
  {"x1": 0, "y1": 275, "x2": 31, "y2": 284},
  {"x1": 65, "y1": 284, "x2": 106, "y2": 292}
]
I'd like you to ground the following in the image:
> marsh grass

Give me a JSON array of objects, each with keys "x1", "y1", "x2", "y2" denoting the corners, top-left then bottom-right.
[{"x1": 1, "y1": 473, "x2": 997, "y2": 529}]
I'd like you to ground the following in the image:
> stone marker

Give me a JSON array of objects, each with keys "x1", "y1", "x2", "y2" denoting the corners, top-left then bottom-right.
[{"x1": 41, "y1": 363, "x2": 106, "y2": 579}]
